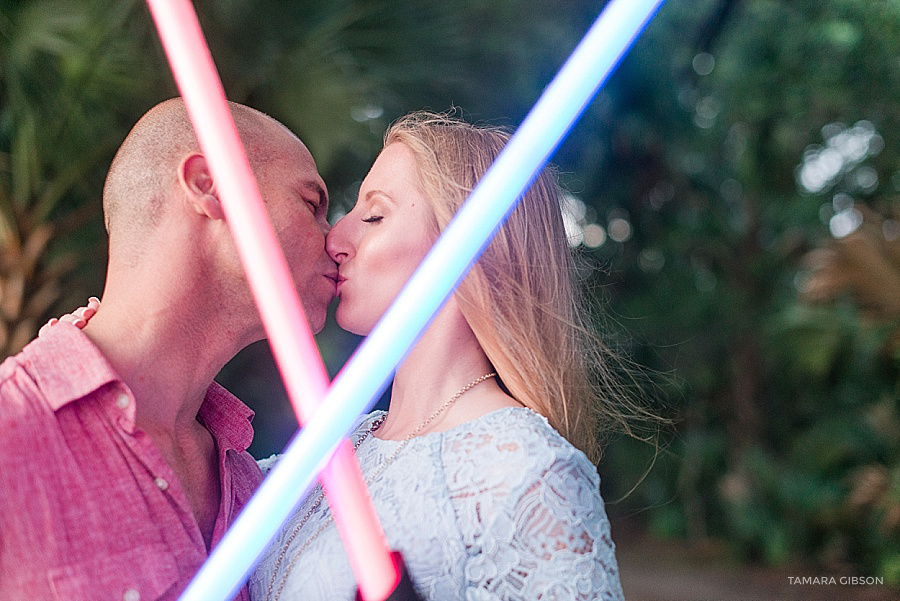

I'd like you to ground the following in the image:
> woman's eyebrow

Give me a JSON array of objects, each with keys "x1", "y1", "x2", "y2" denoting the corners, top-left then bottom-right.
[{"x1": 365, "y1": 189, "x2": 397, "y2": 205}]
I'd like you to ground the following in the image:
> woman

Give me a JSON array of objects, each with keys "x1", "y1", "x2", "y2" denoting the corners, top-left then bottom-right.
[{"x1": 252, "y1": 111, "x2": 631, "y2": 601}]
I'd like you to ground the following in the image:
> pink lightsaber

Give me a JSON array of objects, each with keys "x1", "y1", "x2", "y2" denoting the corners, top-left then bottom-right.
[{"x1": 144, "y1": 1, "x2": 398, "y2": 599}]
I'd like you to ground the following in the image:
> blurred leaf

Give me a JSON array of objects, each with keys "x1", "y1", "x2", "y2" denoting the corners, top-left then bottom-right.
[
  {"x1": 790, "y1": 417, "x2": 883, "y2": 475},
  {"x1": 766, "y1": 305, "x2": 848, "y2": 379}
]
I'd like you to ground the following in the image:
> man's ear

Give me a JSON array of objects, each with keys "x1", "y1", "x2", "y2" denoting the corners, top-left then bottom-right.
[{"x1": 178, "y1": 153, "x2": 225, "y2": 221}]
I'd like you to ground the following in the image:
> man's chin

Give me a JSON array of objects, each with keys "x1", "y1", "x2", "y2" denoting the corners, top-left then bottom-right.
[{"x1": 309, "y1": 312, "x2": 327, "y2": 335}]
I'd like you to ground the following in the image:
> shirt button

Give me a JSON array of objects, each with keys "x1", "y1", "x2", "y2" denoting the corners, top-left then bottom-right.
[
  {"x1": 123, "y1": 588, "x2": 140, "y2": 601},
  {"x1": 154, "y1": 477, "x2": 169, "y2": 491},
  {"x1": 116, "y1": 394, "x2": 130, "y2": 409}
]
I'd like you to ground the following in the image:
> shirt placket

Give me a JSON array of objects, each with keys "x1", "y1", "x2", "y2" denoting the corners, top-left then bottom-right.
[{"x1": 105, "y1": 385, "x2": 209, "y2": 555}]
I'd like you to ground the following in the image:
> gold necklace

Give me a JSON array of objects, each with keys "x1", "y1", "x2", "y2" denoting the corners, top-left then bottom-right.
[{"x1": 265, "y1": 372, "x2": 497, "y2": 601}]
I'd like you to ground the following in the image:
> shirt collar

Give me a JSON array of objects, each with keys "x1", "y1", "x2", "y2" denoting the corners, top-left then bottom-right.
[
  {"x1": 198, "y1": 381, "x2": 256, "y2": 454},
  {"x1": 23, "y1": 323, "x2": 122, "y2": 412},
  {"x1": 23, "y1": 324, "x2": 256, "y2": 453}
]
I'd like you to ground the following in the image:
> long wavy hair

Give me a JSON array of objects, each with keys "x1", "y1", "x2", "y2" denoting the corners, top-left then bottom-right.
[{"x1": 385, "y1": 110, "x2": 652, "y2": 463}]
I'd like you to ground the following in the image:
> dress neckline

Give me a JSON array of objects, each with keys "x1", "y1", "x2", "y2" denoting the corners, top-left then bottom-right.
[{"x1": 364, "y1": 405, "x2": 543, "y2": 445}]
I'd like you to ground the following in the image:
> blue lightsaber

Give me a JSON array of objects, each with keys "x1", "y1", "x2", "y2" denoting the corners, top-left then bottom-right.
[{"x1": 180, "y1": 0, "x2": 666, "y2": 598}]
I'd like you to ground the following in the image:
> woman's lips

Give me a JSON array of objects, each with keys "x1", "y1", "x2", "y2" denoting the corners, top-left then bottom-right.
[{"x1": 334, "y1": 274, "x2": 347, "y2": 295}]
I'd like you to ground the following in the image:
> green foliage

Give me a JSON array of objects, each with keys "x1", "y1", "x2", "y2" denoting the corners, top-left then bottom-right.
[
  {"x1": 596, "y1": 0, "x2": 900, "y2": 580},
  {"x1": 0, "y1": 0, "x2": 163, "y2": 352}
]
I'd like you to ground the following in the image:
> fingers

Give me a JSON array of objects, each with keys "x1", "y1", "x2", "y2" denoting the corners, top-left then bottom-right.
[
  {"x1": 37, "y1": 296, "x2": 101, "y2": 338},
  {"x1": 38, "y1": 318, "x2": 59, "y2": 338},
  {"x1": 72, "y1": 305, "x2": 96, "y2": 323},
  {"x1": 60, "y1": 314, "x2": 87, "y2": 328},
  {"x1": 67, "y1": 296, "x2": 101, "y2": 327}
]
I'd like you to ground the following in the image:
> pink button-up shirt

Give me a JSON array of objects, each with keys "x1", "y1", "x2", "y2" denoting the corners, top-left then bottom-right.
[{"x1": 0, "y1": 323, "x2": 264, "y2": 601}]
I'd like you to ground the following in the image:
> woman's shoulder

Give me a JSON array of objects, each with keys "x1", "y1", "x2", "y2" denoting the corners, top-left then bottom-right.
[
  {"x1": 443, "y1": 406, "x2": 576, "y2": 452},
  {"x1": 440, "y1": 407, "x2": 610, "y2": 559},
  {"x1": 256, "y1": 453, "x2": 281, "y2": 476},
  {"x1": 256, "y1": 410, "x2": 387, "y2": 476},
  {"x1": 440, "y1": 406, "x2": 599, "y2": 484},
  {"x1": 355, "y1": 409, "x2": 387, "y2": 433}
]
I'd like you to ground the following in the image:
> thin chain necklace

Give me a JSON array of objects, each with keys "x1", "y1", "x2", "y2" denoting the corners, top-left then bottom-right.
[{"x1": 265, "y1": 372, "x2": 497, "y2": 601}]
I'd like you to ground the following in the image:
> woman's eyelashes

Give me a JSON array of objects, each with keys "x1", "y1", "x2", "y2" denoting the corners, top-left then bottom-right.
[{"x1": 361, "y1": 215, "x2": 383, "y2": 223}]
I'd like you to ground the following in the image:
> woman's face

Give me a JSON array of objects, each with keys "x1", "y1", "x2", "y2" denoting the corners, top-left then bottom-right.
[{"x1": 326, "y1": 142, "x2": 436, "y2": 335}]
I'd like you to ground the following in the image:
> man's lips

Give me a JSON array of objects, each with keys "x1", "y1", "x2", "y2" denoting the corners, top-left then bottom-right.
[
  {"x1": 324, "y1": 272, "x2": 340, "y2": 294},
  {"x1": 325, "y1": 272, "x2": 346, "y2": 295}
]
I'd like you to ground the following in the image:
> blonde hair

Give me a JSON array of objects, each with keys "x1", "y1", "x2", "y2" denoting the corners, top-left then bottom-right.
[{"x1": 385, "y1": 110, "x2": 649, "y2": 463}]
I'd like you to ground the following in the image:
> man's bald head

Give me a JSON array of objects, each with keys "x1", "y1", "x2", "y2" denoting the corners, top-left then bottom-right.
[
  {"x1": 96, "y1": 97, "x2": 334, "y2": 339},
  {"x1": 102, "y1": 98, "x2": 291, "y2": 249}
]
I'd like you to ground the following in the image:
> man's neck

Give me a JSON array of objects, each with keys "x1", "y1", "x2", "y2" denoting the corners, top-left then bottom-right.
[{"x1": 81, "y1": 293, "x2": 250, "y2": 435}]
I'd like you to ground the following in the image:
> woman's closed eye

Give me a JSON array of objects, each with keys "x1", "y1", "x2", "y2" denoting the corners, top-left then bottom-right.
[{"x1": 362, "y1": 215, "x2": 383, "y2": 223}]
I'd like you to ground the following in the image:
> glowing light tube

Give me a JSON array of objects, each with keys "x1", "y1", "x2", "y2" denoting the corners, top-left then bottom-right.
[
  {"x1": 180, "y1": 1, "x2": 666, "y2": 599},
  {"x1": 143, "y1": 1, "x2": 397, "y2": 600}
]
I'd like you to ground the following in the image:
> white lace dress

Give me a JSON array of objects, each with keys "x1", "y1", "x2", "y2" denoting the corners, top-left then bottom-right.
[{"x1": 249, "y1": 407, "x2": 624, "y2": 601}]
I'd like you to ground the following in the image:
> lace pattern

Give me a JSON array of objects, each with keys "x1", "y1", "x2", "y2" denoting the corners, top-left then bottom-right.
[{"x1": 249, "y1": 407, "x2": 623, "y2": 601}]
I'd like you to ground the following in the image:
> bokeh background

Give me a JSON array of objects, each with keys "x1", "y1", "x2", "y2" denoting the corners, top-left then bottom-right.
[{"x1": 1, "y1": 0, "x2": 897, "y2": 598}]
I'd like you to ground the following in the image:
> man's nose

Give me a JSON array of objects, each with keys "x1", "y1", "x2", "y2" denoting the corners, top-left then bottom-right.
[{"x1": 325, "y1": 226, "x2": 348, "y2": 263}]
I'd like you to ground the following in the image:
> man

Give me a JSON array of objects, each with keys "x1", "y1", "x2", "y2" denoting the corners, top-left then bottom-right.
[{"x1": 0, "y1": 98, "x2": 337, "y2": 600}]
